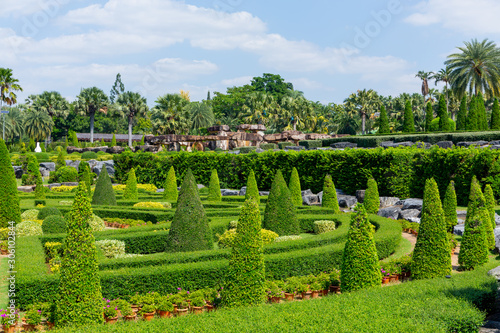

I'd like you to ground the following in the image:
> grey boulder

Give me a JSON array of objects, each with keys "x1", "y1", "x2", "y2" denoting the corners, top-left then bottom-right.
[
  {"x1": 396, "y1": 198, "x2": 423, "y2": 210},
  {"x1": 379, "y1": 197, "x2": 400, "y2": 208},
  {"x1": 338, "y1": 195, "x2": 357, "y2": 208},
  {"x1": 356, "y1": 190, "x2": 365, "y2": 203},
  {"x1": 93, "y1": 160, "x2": 115, "y2": 176},
  {"x1": 303, "y1": 195, "x2": 320, "y2": 206},
  {"x1": 66, "y1": 160, "x2": 81, "y2": 171},
  {"x1": 239, "y1": 186, "x2": 247, "y2": 196},
  {"x1": 221, "y1": 189, "x2": 239, "y2": 196},
  {"x1": 435, "y1": 141, "x2": 453, "y2": 149},
  {"x1": 377, "y1": 206, "x2": 401, "y2": 220},
  {"x1": 39, "y1": 162, "x2": 56, "y2": 172},
  {"x1": 398, "y1": 209, "x2": 421, "y2": 221}
]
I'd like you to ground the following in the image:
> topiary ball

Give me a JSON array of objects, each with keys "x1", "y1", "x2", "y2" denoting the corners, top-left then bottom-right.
[
  {"x1": 37, "y1": 207, "x2": 63, "y2": 220},
  {"x1": 89, "y1": 214, "x2": 105, "y2": 232},
  {"x1": 430, "y1": 118, "x2": 456, "y2": 132},
  {"x1": 81, "y1": 151, "x2": 98, "y2": 160},
  {"x1": 42, "y1": 215, "x2": 67, "y2": 234},
  {"x1": 17, "y1": 221, "x2": 43, "y2": 237},
  {"x1": 21, "y1": 209, "x2": 40, "y2": 220}
]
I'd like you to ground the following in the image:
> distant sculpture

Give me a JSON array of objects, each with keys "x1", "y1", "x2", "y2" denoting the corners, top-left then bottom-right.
[{"x1": 35, "y1": 142, "x2": 42, "y2": 153}]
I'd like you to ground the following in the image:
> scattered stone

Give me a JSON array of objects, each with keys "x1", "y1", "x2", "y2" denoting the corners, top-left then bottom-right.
[
  {"x1": 259, "y1": 191, "x2": 270, "y2": 196},
  {"x1": 221, "y1": 189, "x2": 239, "y2": 196},
  {"x1": 377, "y1": 206, "x2": 401, "y2": 220},
  {"x1": 355, "y1": 190, "x2": 365, "y2": 203},
  {"x1": 396, "y1": 198, "x2": 423, "y2": 210},
  {"x1": 318, "y1": 191, "x2": 323, "y2": 204},
  {"x1": 379, "y1": 197, "x2": 400, "y2": 208},
  {"x1": 398, "y1": 209, "x2": 421, "y2": 220},
  {"x1": 66, "y1": 146, "x2": 83, "y2": 154},
  {"x1": 61, "y1": 182, "x2": 78, "y2": 186},
  {"x1": 457, "y1": 141, "x2": 488, "y2": 147},
  {"x1": 228, "y1": 150, "x2": 240, "y2": 155},
  {"x1": 454, "y1": 225, "x2": 465, "y2": 236},
  {"x1": 495, "y1": 213, "x2": 500, "y2": 225},
  {"x1": 456, "y1": 218, "x2": 465, "y2": 225},
  {"x1": 392, "y1": 141, "x2": 414, "y2": 147},
  {"x1": 39, "y1": 162, "x2": 56, "y2": 172},
  {"x1": 239, "y1": 186, "x2": 247, "y2": 196},
  {"x1": 12, "y1": 166, "x2": 23, "y2": 178},
  {"x1": 338, "y1": 195, "x2": 357, "y2": 208},
  {"x1": 487, "y1": 266, "x2": 500, "y2": 280},
  {"x1": 66, "y1": 160, "x2": 81, "y2": 171},
  {"x1": 406, "y1": 217, "x2": 421, "y2": 223},
  {"x1": 107, "y1": 146, "x2": 125, "y2": 154},
  {"x1": 331, "y1": 142, "x2": 357, "y2": 149},
  {"x1": 456, "y1": 210, "x2": 467, "y2": 215},
  {"x1": 303, "y1": 195, "x2": 320, "y2": 206},
  {"x1": 197, "y1": 184, "x2": 205, "y2": 189},
  {"x1": 156, "y1": 189, "x2": 165, "y2": 193},
  {"x1": 17, "y1": 185, "x2": 35, "y2": 193},
  {"x1": 284, "y1": 146, "x2": 305, "y2": 151},
  {"x1": 490, "y1": 145, "x2": 500, "y2": 150},
  {"x1": 92, "y1": 160, "x2": 115, "y2": 176},
  {"x1": 380, "y1": 141, "x2": 394, "y2": 148},
  {"x1": 48, "y1": 183, "x2": 61, "y2": 189},
  {"x1": 436, "y1": 141, "x2": 454, "y2": 149},
  {"x1": 39, "y1": 168, "x2": 50, "y2": 177},
  {"x1": 301, "y1": 189, "x2": 314, "y2": 196}
]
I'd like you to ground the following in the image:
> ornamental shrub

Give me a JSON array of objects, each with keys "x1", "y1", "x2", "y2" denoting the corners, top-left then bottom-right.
[
  {"x1": 42, "y1": 215, "x2": 67, "y2": 234},
  {"x1": 322, "y1": 175, "x2": 339, "y2": 213},
  {"x1": 456, "y1": 96, "x2": 467, "y2": 131},
  {"x1": 425, "y1": 102, "x2": 433, "y2": 132},
  {"x1": 92, "y1": 165, "x2": 117, "y2": 206},
  {"x1": 222, "y1": 198, "x2": 266, "y2": 307},
  {"x1": 467, "y1": 96, "x2": 479, "y2": 131},
  {"x1": 17, "y1": 221, "x2": 43, "y2": 237},
  {"x1": 437, "y1": 95, "x2": 450, "y2": 132},
  {"x1": 459, "y1": 177, "x2": 490, "y2": 270},
  {"x1": 491, "y1": 98, "x2": 500, "y2": 130},
  {"x1": 477, "y1": 92, "x2": 488, "y2": 130},
  {"x1": 168, "y1": 169, "x2": 212, "y2": 252},
  {"x1": 263, "y1": 170, "x2": 299, "y2": 236},
  {"x1": 89, "y1": 214, "x2": 106, "y2": 232},
  {"x1": 133, "y1": 202, "x2": 171, "y2": 209},
  {"x1": 95, "y1": 240, "x2": 126, "y2": 259},
  {"x1": 207, "y1": 169, "x2": 222, "y2": 202},
  {"x1": 22, "y1": 155, "x2": 39, "y2": 186},
  {"x1": 56, "y1": 149, "x2": 65, "y2": 171},
  {"x1": 411, "y1": 178, "x2": 451, "y2": 280},
  {"x1": 217, "y1": 228, "x2": 278, "y2": 248},
  {"x1": 378, "y1": 105, "x2": 390, "y2": 134},
  {"x1": 484, "y1": 184, "x2": 496, "y2": 236},
  {"x1": 443, "y1": 181, "x2": 458, "y2": 233},
  {"x1": 21, "y1": 209, "x2": 39, "y2": 221},
  {"x1": 70, "y1": 131, "x2": 79, "y2": 147},
  {"x1": 245, "y1": 170, "x2": 260, "y2": 203},
  {"x1": 364, "y1": 178, "x2": 380, "y2": 214},
  {"x1": 51, "y1": 166, "x2": 78, "y2": 183},
  {"x1": 37, "y1": 207, "x2": 62, "y2": 220},
  {"x1": 81, "y1": 151, "x2": 98, "y2": 160},
  {"x1": 313, "y1": 220, "x2": 336, "y2": 234},
  {"x1": 111, "y1": 134, "x2": 117, "y2": 147},
  {"x1": 402, "y1": 100, "x2": 415, "y2": 133},
  {"x1": 123, "y1": 168, "x2": 138, "y2": 200},
  {"x1": 56, "y1": 182, "x2": 103, "y2": 327},
  {"x1": 288, "y1": 167, "x2": 302, "y2": 206},
  {"x1": 81, "y1": 166, "x2": 91, "y2": 198},
  {"x1": 34, "y1": 172, "x2": 45, "y2": 200},
  {"x1": 340, "y1": 204, "x2": 381, "y2": 292},
  {"x1": 163, "y1": 166, "x2": 178, "y2": 202}
]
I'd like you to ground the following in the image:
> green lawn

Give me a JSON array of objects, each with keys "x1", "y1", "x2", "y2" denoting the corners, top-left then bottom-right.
[{"x1": 0, "y1": 256, "x2": 9, "y2": 310}]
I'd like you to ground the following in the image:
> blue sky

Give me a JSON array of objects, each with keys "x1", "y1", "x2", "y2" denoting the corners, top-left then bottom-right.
[{"x1": 2, "y1": 0, "x2": 500, "y2": 106}]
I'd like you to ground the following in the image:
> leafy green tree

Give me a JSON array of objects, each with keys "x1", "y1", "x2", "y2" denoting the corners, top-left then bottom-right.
[
  {"x1": 111, "y1": 133, "x2": 117, "y2": 147},
  {"x1": 0, "y1": 139, "x2": 20, "y2": 227},
  {"x1": 484, "y1": 184, "x2": 497, "y2": 245},
  {"x1": 70, "y1": 130, "x2": 79, "y2": 147},
  {"x1": 411, "y1": 178, "x2": 451, "y2": 279},
  {"x1": 0, "y1": 68, "x2": 23, "y2": 132},
  {"x1": 443, "y1": 181, "x2": 457, "y2": 233},
  {"x1": 163, "y1": 166, "x2": 178, "y2": 202},
  {"x1": 151, "y1": 94, "x2": 191, "y2": 135},
  {"x1": 74, "y1": 87, "x2": 109, "y2": 143},
  {"x1": 263, "y1": 170, "x2": 299, "y2": 236},
  {"x1": 207, "y1": 169, "x2": 222, "y2": 202},
  {"x1": 491, "y1": 98, "x2": 500, "y2": 130},
  {"x1": 425, "y1": 102, "x2": 433, "y2": 132},
  {"x1": 250, "y1": 73, "x2": 294, "y2": 102},
  {"x1": 456, "y1": 96, "x2": 468, "y2": 130},
  {"x1": 458, "y1": 177, "x2": 490, "y2": 270},
  {"x1": 322, "y1": 174, "x2": 339, "y2": 213},
  {"x1": 212, "y1": 85, "x2": 255, "y2": 122},
  {"x1": 344, "y1": 89, "x2": 382, "y2": 135},
  {"x1": 415, "y1": 70, "x2": 434, "y2": 104},
  {"x1": 403, "y1": 100, "x2": 415, "y2": 133},
  {"x1": 437, "y1": 94, "x2": 449, "y2": 131},
  {"x1": 432, "y1": 68, "x2": 451, "y2": 116},
  {"x1": 477, "y1": 92, "x2": 488, "y2": 130},
  {"x1": 115, "y1": 92, "x2": 148, "y2": 147},
  {"x1": 123, "y1": 168, "x2": 138, "y2": 200},
  {"x1": 56, "y1": 182, "x2": 103, "y2": 327},
  {"x1": 288, "y1": 167, "x2": 302, "y2": 206},
  {"x1": 245, "y1": 170, "x2": 260, "y2": 203},
  {"x1": 341, "y1": 204, "x2": 381, "y2": 292},
  {"x1": 222, "y1": 198, "x2": 266, "y2": 307},
  {"x1": 91, "y1": 165, "x2": 116, "y2": 206},
  {"x1": 466, "y1": 96, "x2": 478, "y2": 131},
  {"x1": 56, "y1": 148, "x2": 65, "y2": 171},
  {"x1": 110, "y1": 73, "x2": 125, "y2": 104},
  {"x1": 24, "y1": 108, "x2": 54, "y2": 141},
  {"x1": 168, "y1": 169, "x2": 212, "y2": 252},
  {"x1": 189, "y1": 101, "x2": 215, "y2": 134},
  {"x1": 364, "y1": 178, "x2": 380, "y2": 214},
  {"x1": 378, "y1": 105, "x2": 390, "y2": 134}
]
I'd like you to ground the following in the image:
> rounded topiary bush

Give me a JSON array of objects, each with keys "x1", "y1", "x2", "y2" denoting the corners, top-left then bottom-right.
[
  {"x1": 17, "y1": 221, "x2": 43, "y2": 237},
  {"x1": 38, "y1": 207, "x2": 63, "y2": 220},
  {"x1": 21, "y1": 209, "x2": 40, "y2": 220},
  {"x1": 42, "y1": 215, "x2": 67, "y2": 234},
  {"x1": 81, "y1": 151, "x2": 98, "y2": 160},
  {"x1": 55, "y1": 166, "x2": 78, "y2": 182},
  {"x1": 430, "y1": 118, "x2": 456, "y2": 132},
  {"x1": 35, "y1": 152, "x2": 50, "y2": 162},
  {"x1": 89, "y1": 214, "x2": 106, "y2": 232},
  {"x1": 133, "y1": 202, "x2": 171, "y2": 209}
]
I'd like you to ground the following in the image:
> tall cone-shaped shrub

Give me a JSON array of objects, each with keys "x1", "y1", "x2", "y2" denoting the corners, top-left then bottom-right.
[
  {"x1": 411, "y1": 178, "x2": 451, "y2": 280},
  {"x1": 425, "y1": 102, "x2": 433, "y2": 132},
  {"x1": 34, "y1": 172, "x2": 45, "y2": 199},
  {"x1": 81, "y1": 166, "x2": 91, "y2": 198},
  {"x1": 485, "y1": 184, "x2": 497, "y2": 236},
  {"x1": 322, "y1": 175, "x2": 339, "y2": 213},
  {"x1": 163, "y1": 166, "x2": 178, "y2": 202},
  {"x1": 245, "y1": 170, "x2": 260, "y2": 203},
  {"x1": 364, "y1": 178, "x2": 380, "y2": 214},
  {"x1": 0, "y1": 140, "x2": 20, "y2": 227},
  {"x1": 340, "y1": 204, "x2": 381, "y2": 292},
  {"x1": 443, "y1": 181, "x2": 457, "y2": 233},
  {"x1": 456, "y1": 96, "x2": 467, "y2": 130},
  {"x1": 91, "y1": 165, "x2": 116, "y2": 206},
  {"x1": 437, "y1": 95, "x2": 449, "y2": 131},
  {"x1": 111, "y1": 133, "x2": 117, "y2": 147},
  {"x1": 263, "y1": 170, "x2": 299, "y2": 236},
  {"x1": 56, "y1": 148, "x2": 65, "y2": 171},
  {"x1": 207, "y1": 169, "x2": 222, "y2": 202},
  {"x1": 458, "y1": 177, "x2": 489, "y2": 270},
  {"x1": 467, "y1": 96, "x2": 478, "y2": 131},
  {"x1": 403, "y1": 100, "x2": 415, "y2": 133},
  {"x1": 491, "y1": 98, "x2": 500, "y2": 130},
  {"x1": 378, "y1": 105, "x2": 390, "y2": 134},
  {"x1": 478, "y1": 92, "x2": 488, "y2": 130},
  {"x1": 168, "y1": 169, "x2": 212, "y2": 252},
  {"x1": 123, "y1": 168, "x2": 138, "y2": 200},
  {"x1": 288, "y1": 167, "x2": 302, "y2": 206},
  {"x1": 56, "y1": 182, "x2": 103, "y2": 327},
  {"x1": 222, "y1": 198, "x2": 266, "y2": 307}
]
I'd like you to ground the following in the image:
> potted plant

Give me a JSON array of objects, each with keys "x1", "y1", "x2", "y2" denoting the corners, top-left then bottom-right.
[
  {"x1": 129, "y1": 293, "x2": 143, "y2": 313},
  {"x1": 121, "y1": 305, "x2": 136, "y2": 321},
  {"x1": 190, "y1": 297, "x2": 205, "y2": 314},
  {"x1": 156, "y1": 298, "x2": 174, "y2": 318},
  {"x1": 283, "y1": 277, "x2": 298, "y2": 301},
  {"x1": 316, "y1": 272, "x2": 330, "y2": 296},
  {"x1": 296, "y1": 283, "x2": 310, "y2": 300},
  {"x1": 310, "y1": 281, "x2": 323, "y2": 298},
  {"x1": 329, "y1": 268, "x2": 341, "y2": 293},
  {"x1": 103, "y1": 305, "x2": 119, "y2": 324},
  {"x1": 110, "y1": 299, "x2": 129, "y2": 317},
  {"x1": 176, "y1": 301, "x2": 189, "y2": 316},
  {"x1": 23, "y1": 308, "x2": 41, "y2": 331},
  {"x1": 46, "y1": 303, "x2": 56, "y2": 329},
  {"x1": 265, "y1": 281, "x2": 281, "y2": 303},
  {"x1": 380, "y1": 266, "x2": 390, "y2": 284},
  {"x1": 1, "y1": 309, "x2": 18, "y2": 333},
  {"x1": 139, "y1": 304, "x2": 156, "y2": 321}
]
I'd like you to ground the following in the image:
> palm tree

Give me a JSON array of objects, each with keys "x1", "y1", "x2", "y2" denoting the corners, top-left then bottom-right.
[
  {"x1": 151, "y1": 93, "x2": 191, "y2": 135},
  {"x1": 415, "y1": 71, "x2": 434, "y2": 103},
  {"x1": 344, "y1": 89, "x2": 382, "y2": 135},
  {"x1": 24, "y1": 108, "x2": 54, "y2": 141},
  {"x1": 445, "y1": 39, "x2": 500, "y2": 99},
  {"x1": 4, "y1": 106, "x2": 24, "y2": 141},
  {"x1": 26, "y1": 91, "x2": 69, "y2": 118},
  {"x1": 0, "y1": 68, "x2": 23, "y2": 141},
  {"x1": 74, "y1": 87, "x2": 109, "y2": 143},
  {"x1": 189, "y1": 101, "x2": 214, "y2": 134},
  {"x1": 115, "y1": 92, "x2": 148, "y2": 147},
  {"x1": 241, "y1": 92, "x2": 276, "y2": 126},
  {"x1": 432, "y1": 68, "x2": 452, "y2": 117}
]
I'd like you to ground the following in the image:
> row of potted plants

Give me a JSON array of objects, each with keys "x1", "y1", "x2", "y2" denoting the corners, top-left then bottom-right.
[{"x1": 380, "y1": 254, "x2": 412, "y2": 284}]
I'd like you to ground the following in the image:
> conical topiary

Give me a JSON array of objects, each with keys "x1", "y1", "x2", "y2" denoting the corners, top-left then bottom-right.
[
  {"x1": 478, "y1": 92, "x2": 488, "y2": 130},
  {"x1": 425, "y1": 102, "x2": 433, "y2": 132},
  {"x1": 288, "y1": 167, "x2": 302, "y2": 206},
  {"x1": 245, "y1": 170, "x2": 260, "y2": 203},
  {"x1": 23, "y1": 155, "x2": 39, "y2": 185},
  {"x1": 403, "y1": 100, "x2": 415, "y2": 133},
  {"x1": 263, "y1": 170, "x2": 299, "y2": 236},
  {"x1": 458, "y1": 177, "x2": 490, "y2": 270},
  {"x1": 55, "y1": 182, "x2": 103, "y2": 327},
  {"x1": 485, "y1": 184, "x2": 497, "y2": 237},
  {"x1": 81, "y1": 166, "x2": 92, "y2": 198},
  {"x1": 443, "y1": 181, "x2": 457, "y2": 233},
  {"x1": 111, "y1": 133, "x2": 117, "y2": 147},
  {"x1": 0, "y1": 139, "x2": 21, "y2": 227},
  {"x1": 378, "y1": 105, "x2": 390, "y2": 134},
  {"x1": 491, "y1": 98, "x2": 500, "y2": 130},
  {"x1": 466, "y1": 96, "x2": 478, "y2": 131},
  {"x1": 411, "y1": 178, "x2": 451, "y2": 280},
  {"x1": 340, "y1": 204, "x2": 381, "y2": 292},
  {"x1": 163, "y1": 166, "x2": 178, "y2": 202},
  {"x1": 34, "y1": 172, "x2": 45, "y2": 200},
  {"x1": 437, "y1": 94, "x2": 449, "y2": 131},
  {"x1": 91, "y1": 165, "x2": 116, "y2": 206},
  {"x1": 222, "y1": 198, "x2": 266, "y2": 307},
  {"x1": 207, "y1": 169, "x2": 222, "y2": 202},
  {"x1": 56, "y1": 148, "x2": 65, "y2": 171},
  {"x1": 168, "y1": 169, "x2": 212, "y2": 252},
  {"x1": 456, "y1": 96, "x2": 467, "y2": 131},
  {"x1": 364, "y1": 178, "x2": 380, "y2": 214},
  {"x1": 123, "y1": 168, "x2": 138, "y2": 200},
  {"x1": 322, "y1": 174, "x2": 339, "y2": 213}
]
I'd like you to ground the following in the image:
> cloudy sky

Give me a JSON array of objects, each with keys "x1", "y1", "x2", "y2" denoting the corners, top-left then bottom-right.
[{"x1": 2, "y1": 0, "x2": 500, "y2": 105}]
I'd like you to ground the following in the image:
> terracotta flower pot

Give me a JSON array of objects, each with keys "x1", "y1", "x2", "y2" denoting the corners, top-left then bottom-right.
[
  {"x1": 205, "y1": 304, "x2": 214, "y2": 312},
  {"x1": 158, "y1": 310, "x2": 171, "y2": 318},
  {"x1": 176, "y1": 308, "x2": 188, "y2": 317},
  {"x1": 142, "y1": 312, "x2": 155, "y2": 321},
  {"x1": 131, "y1": 305, "x2": 140, "y2": 313},
  {"x1": 382, "y1": 277, "x2": 390, "y2": 284},
  {"x1": 191, "y1": 306, "x2": 204, "y2": 314},
  {"x1": 389, "y1": 275, "x2": 397, "y2": 283},
  {"x1": 301, "y1": 291, "x2": 312, "y2": 300},
  {"x1": 23, "y1": 323, "x2": 37, "y2": 332},
  {"x1": 46, "y1": 322, "x2": 55, "y2": 330},
  {"x1": 105, "y1": 316, "x2": 118, "y2": 324},
  {"x1": 322, "y1": 289, "x2": 329, "y2": 296},
  {"x1": 124, "y1": 314, "x2": 136, "y2": 321},
  {"x1": 284, "y1": 293, "x2": 294, "y2": 301},
  {"x1": 330, "y1": 285, "x2": 341, "y2": 293},
  {"x1": 311, "y1": 290, "x2": 320, "y2": 298},
  {"x1": 2, "y1": 325, "x2": 16, "y2": 333},
  {"x1": 270, "y1": 296, "x2": 281, "y2": 303}
]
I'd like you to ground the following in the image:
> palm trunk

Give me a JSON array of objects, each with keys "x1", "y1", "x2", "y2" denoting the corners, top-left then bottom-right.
[
  {"x1": 90, "y1": 112, "x2": 95, "y2": 143},
  {"x1": 361, "y1": 112, "x2": 366, "y2": 135},
  {"x1": 128, "y1": 116, "x2": 133, "y2": 148},
  {"x1": 293, "y1": 120, "x2": 297, "y2": 131}
]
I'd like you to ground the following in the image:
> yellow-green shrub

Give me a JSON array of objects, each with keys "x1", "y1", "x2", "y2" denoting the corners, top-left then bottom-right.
[
  {"x1": 133, "y1": 202, "x2": 171, "y2": 209},
  {"x1": 217, "y1": 228, "x2": 278, "y2": 248},
  {"x1": 113, "y1": 184, "x2": 158, "y2": 193},
  {"x1": 313, "y1": 220, "x2": 336, "y2": 234},
  {"x1": 51, "y1": 186, "x2": 77, "y2": 192}
]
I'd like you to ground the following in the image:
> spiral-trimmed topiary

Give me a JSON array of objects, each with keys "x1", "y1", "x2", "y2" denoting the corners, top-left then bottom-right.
[
  {"x1": 340, "y1": 204, "x2": 381, "y2": 292},
  {"x1": 207, "y1": 169, "x2": 222, "y2": 202},
  {"x1": 322, "y1": 175, "x2": 339, "y2": 213},
  {"x1": 222, "y1": 198, "x2": 266, "y2": 307},
  {"x1": 91, "y1": 165, "x2": 116, "y2": 206},
  {"x1": 263, "y1": 170, "x2": 299, "y2": 236},
  {"x1": 364, "y1": 178, "x2": 380, "y2": 214},
  {"x1": 56, "y1": 182, "x2": 103, "y2": 327},
  {"x1": 288, "y1": 167, "x2": 302, "y2": 206},
  {"x1": 168, "y1": 169, "x2": 212, "y2": 252},
  {"x1": 123, "y1": 168, "x2": 138, "y2": 201},
  {"x1": 42, "y1": 215, "x2": 67, "y2": 234},
  {"x1": 443, "y1": 181, "x2": 457, "y2": 233},
  {"x1": 163, "y1": 166, "x2": 178, "y2": 202},
  {"x1": 411, "y1": 178, "x2": 451, "y2": 280},
  {"x1": 458, "y1": 177, "x2": 490, "y2": 270},
  {"x1": 245, "y1": 170, "x2": 260, "y2": 203}
]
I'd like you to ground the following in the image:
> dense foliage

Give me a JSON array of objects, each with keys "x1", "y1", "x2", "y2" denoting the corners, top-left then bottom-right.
[
  {"x1": 163, "y1": 166, "x2": 178, "y2": 202},
  {"x1": 288, "y1": 167, "x2": 302, "y2": 206},
  {"x1": 91, "y1": 165, "x2": 117, "y2": 206},
  {"x1": 443, "y1": 181, "x2": 458, "y2": 233},
  {"x1": 245, "y1": 170, "x2": 260, "y2": 203},
  {"x1": 364, "y1": 178, "x2": 380, "y2": 214},
  {"x1": 207, "y1": 169, "x2": 222, "y2": 202},
  {"x1": 123, "y1": 168, "x2": 138, "y2": 200},
  {"x1": 322, "y1": 174, "x2": 339, "y2": 213}
]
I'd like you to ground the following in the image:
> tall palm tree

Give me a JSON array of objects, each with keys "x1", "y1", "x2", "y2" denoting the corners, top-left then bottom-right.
[
  {"x1": 432, "y1": 68, "x2": 452, "y2": 116},
  {"x1": 115, "y1": 92, "x2": 148, "y2": 147},
  {"x1": 4, "y1": 106, "x2": 25, "y2": 141},
  {"x1": 445, "y1": 39, "x2": 500, "y2": 99},
  {"x1": 74, "y1": 87, "x2": 109, "y2": 143},
  {"x1": 27, "y1": 91, "x2": 69, "y2": 118},
  {"x1": 344, "y1": 89, "x2": 381, "y2": 135},
  {"x1": 241, "y1": 92, "x2": 276, "y2": 126},
  {"x1": 151, "y1": 93, "x2": 191, "y2": 135},
  {"x1": 279, "y1": 96, "x2": 315, "y2": 131},
  {"x1": 415, "y1": 71, "x2": 434, "y2": 103},
  {"x1": 24, "y1": 108, "x2": 54, "y2": 141},
  {"x1": 189, "y1": 101, "x2": 214, "y2": 134},
  {"x1": 0, "y1": 68, "x2": 23, "y2": 141}
]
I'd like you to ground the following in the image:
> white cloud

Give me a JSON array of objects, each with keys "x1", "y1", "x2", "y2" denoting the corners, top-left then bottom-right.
[
  {"x1": 220, "y1": 76, "x2": 253, "y2": 87},
  {"x1": 405, "y1": 0, "x2": 500, "y2": 35}
]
